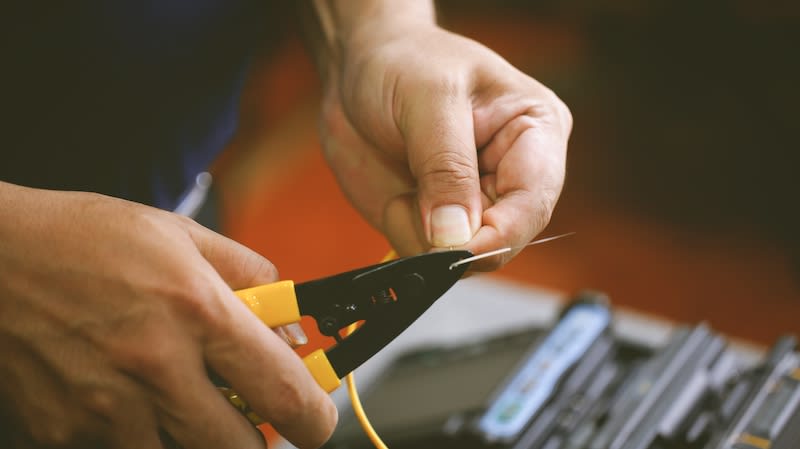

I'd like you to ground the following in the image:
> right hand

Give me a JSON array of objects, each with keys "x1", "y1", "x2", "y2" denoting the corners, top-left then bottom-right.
[{"x1": 0, "y1": 182, "x2": 337, "y2": 449}]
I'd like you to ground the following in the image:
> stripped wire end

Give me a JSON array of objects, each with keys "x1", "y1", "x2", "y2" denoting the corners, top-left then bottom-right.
[{"x1": 448, "y1": 232, "x2": 576, "y2": 270}]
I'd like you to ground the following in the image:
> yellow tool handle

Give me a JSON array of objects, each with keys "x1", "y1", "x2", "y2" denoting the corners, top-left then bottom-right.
[
  {"x1": 233, "y1": 282, "x2": 342, "y2": 394},
  {"x1": 235, "y1": 281, "x2": 301, "y2": 328},
  {"x1": 303, "y1": 349, "x2": 341, "y2": 392}
]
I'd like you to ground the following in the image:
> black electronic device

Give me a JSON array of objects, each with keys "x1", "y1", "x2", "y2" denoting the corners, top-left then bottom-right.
[
  {"x1": 323, "y1": 293, "x2": 799, "y2": 449},
  {"x1": 705, "y1": 336, "x2": 800, "y2": 449}
]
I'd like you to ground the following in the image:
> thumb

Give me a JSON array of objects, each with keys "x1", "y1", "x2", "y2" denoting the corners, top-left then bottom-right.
[
  {"x1": 403, "y1": 90, "x2": 482, "y2": 248},
  {"x1": 187, "y1": 222, "x2": 310, "y2": 346},
  {"x1": 186, "y1": 222, "x2": 279, "y2": 290}
]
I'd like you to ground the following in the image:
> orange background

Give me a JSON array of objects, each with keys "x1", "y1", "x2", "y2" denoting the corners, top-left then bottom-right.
[
  {"x1": 210, "y1": 2, "x2": 799, "y2": 442},
  {"x1": 217, "y1": 1, "x2": 799, "y2": 348}
]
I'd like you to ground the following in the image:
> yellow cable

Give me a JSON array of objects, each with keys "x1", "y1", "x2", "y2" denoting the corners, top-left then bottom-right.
[
  {"x1": 343, "y1": 250, "x2": 397, "y2": 449},
  {"x1": 345, "y1": 343, "x2": 388, "y2": 449}
]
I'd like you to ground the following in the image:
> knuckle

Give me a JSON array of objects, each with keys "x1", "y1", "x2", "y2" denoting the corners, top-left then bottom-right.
[
  {"x1": 241, "y1": 251, "x2": 279, "y2": 286},
  {"x1": 119, "y1": 336, "x2": 177, "y2": 383},
  {"x1": 160, "y1": 273, "x2": 225, "y2": 331},
  {"x1": 428, "y1": 73, "x2": 464, "y2": 99},
  {"x1": 554, "y1": 97, "x2": 573, "y2": 132},
  {"x1": 81, "y1": 386, "x2": 120, "y2": 419},
  {"x1": 542, "y1": 90, "x2": 573, "y2": 133},
  {"x1": 418, "y1": 151, "x2": 477, "y2": 193},
  {"x1": 515, "y1": 114, "x2": 539, "y2": 130},
  {"x1": 175, "y1": 213, "x2": 203, "y2": 232},
  {"x1": 108, "y1": 311, "x2": 183, "y2": 387},
  {"x1": 523, "y1": 83, "x2": 572, "y2": 136},
  {"x1": 133, "y1": 204, "x2": 176, "y2": 229}
]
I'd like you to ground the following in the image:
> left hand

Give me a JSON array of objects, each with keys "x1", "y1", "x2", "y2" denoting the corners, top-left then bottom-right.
[{"x1": 319, "y1": 22, "x2": 571, "y2": 271}]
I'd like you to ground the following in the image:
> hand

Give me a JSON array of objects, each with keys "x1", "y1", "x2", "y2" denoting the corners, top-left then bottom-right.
[
  {"x1": 319, "y1": 21, "x2": 571, "y2": 270},
  {"x1": 0, "y1": 182, "x2": 337, "y2": 449}
]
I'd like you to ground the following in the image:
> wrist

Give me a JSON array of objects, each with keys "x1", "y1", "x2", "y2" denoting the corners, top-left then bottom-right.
[
  {"x1": 336, "y1": 2, "x2": 435, "y2": 46},
  {"x1": 312, "y1": 1, "x2": 436, "y2": 83}
]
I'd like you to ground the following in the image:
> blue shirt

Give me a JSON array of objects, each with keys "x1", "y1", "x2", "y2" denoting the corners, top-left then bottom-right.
[{"x1": 2, "y1": 0, "x2": 274, "y2": 210}]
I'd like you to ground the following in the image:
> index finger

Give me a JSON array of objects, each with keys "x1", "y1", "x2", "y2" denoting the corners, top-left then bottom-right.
[
  {"x1": 467, "y1": 126, "x2": 566, "y2": 271},
  {"x1": 204, "y1": 284, "x2": 338, "y2": 449}
]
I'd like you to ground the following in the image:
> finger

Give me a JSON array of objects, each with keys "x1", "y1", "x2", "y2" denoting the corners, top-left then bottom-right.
[
  {"x1": 204, "y1": 289, "x2": 337, "y2": 449},
  {"x1": 185, "y1": 221, "x2": 313, "y2": 387},
  {"x1": 192, "y1": 222, "x2": 328, "y2": 440},
  {"x1": 479, "y1": 114, "x2": 540, "y2": 174},
  {"x1": 465, "y1": 193, "x2": 538, "y2": 271},
  {"x1": 72, "y1": 368, "x2": 162, "y2": 449},
  {"x1": 109, "y1": 288, "x2": 268, "y2": 449},
  {"x1": 480, "y1": 173, "x2": 498, "y2": 203},
  {"x1": 186, "y1": 221, "x2": 279, "y2": 289},
  {"x1": 383, "y1": 193, "x2": 428, "y2": 256},
  {"x1": 401, "y1": 87, "x2": 483, "y2": 248},
  {"x1": 151, "y1": 341, "x2": 267, "y2": 449},
  {"x1": 466, "y1": 128, "x2": 565, "y2": 271},
  {"x1": 107, "y1": 388, "x2": 163, "y2": 449},
  {"x1": 384, "y1": 190, "x2": 493, "y2": 258},
  {"x1": 274, "y1": 322, "x2": 309, "y2": 348}
]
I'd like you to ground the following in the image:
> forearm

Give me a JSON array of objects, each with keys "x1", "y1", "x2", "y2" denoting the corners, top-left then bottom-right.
[{"x1": 301, "y1": 0, "x2": 436, "y2": 84}]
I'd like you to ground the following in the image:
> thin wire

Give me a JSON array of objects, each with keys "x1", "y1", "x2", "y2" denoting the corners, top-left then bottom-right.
[
  {"x1": 449, "y1": 232, "x2": 575, "y2": 269},
  {"x1": 344, "y1": 250, "x2": 396, "y2": 449},
  {"x1": 347, "y1": 234, "x2": 573, "y2": 448}
]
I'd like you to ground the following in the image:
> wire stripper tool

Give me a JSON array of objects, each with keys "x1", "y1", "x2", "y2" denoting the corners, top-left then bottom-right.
[{"x1": 221, "y1": 250, "x2": 472, "y2": 423}]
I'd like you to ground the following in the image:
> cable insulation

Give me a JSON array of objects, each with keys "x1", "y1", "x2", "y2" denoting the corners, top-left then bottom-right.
[{"x1": 343, "y1": 250, "x2": 397, "y2": 449}]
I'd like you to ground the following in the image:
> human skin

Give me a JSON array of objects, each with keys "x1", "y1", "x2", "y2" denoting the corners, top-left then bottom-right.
[
  {"x1": 311, "y1": 1, "x2": 571, "y2": 270},
  {"x1": 0, "y1": 1, "x2": 570, "y2": 448},
  {"x1": 0, "y1": 183, "x2": 336, "y2": 449}
]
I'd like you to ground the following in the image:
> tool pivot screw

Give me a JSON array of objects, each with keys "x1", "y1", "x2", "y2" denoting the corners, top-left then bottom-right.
[{"x1": 320, "y1": 316, "x2": 338, "y2": 335}]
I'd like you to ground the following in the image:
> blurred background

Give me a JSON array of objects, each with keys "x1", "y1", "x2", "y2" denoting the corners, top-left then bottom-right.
[{"x1": 214, "y1": 1, "x2": 799, "y2": 348}]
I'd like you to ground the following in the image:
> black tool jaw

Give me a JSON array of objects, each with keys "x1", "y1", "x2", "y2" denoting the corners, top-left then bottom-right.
[{"x1": 295, "y1": 250, "x2": 472, "y2": 378}]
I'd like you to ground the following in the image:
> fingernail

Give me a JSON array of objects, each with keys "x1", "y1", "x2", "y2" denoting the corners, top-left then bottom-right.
[
  {"x1": 275, "y1": 323, "x2": 308, "y2": 347},
  {"x1": 430, "y1": 205, "x2": 472, "y2": 247}
]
